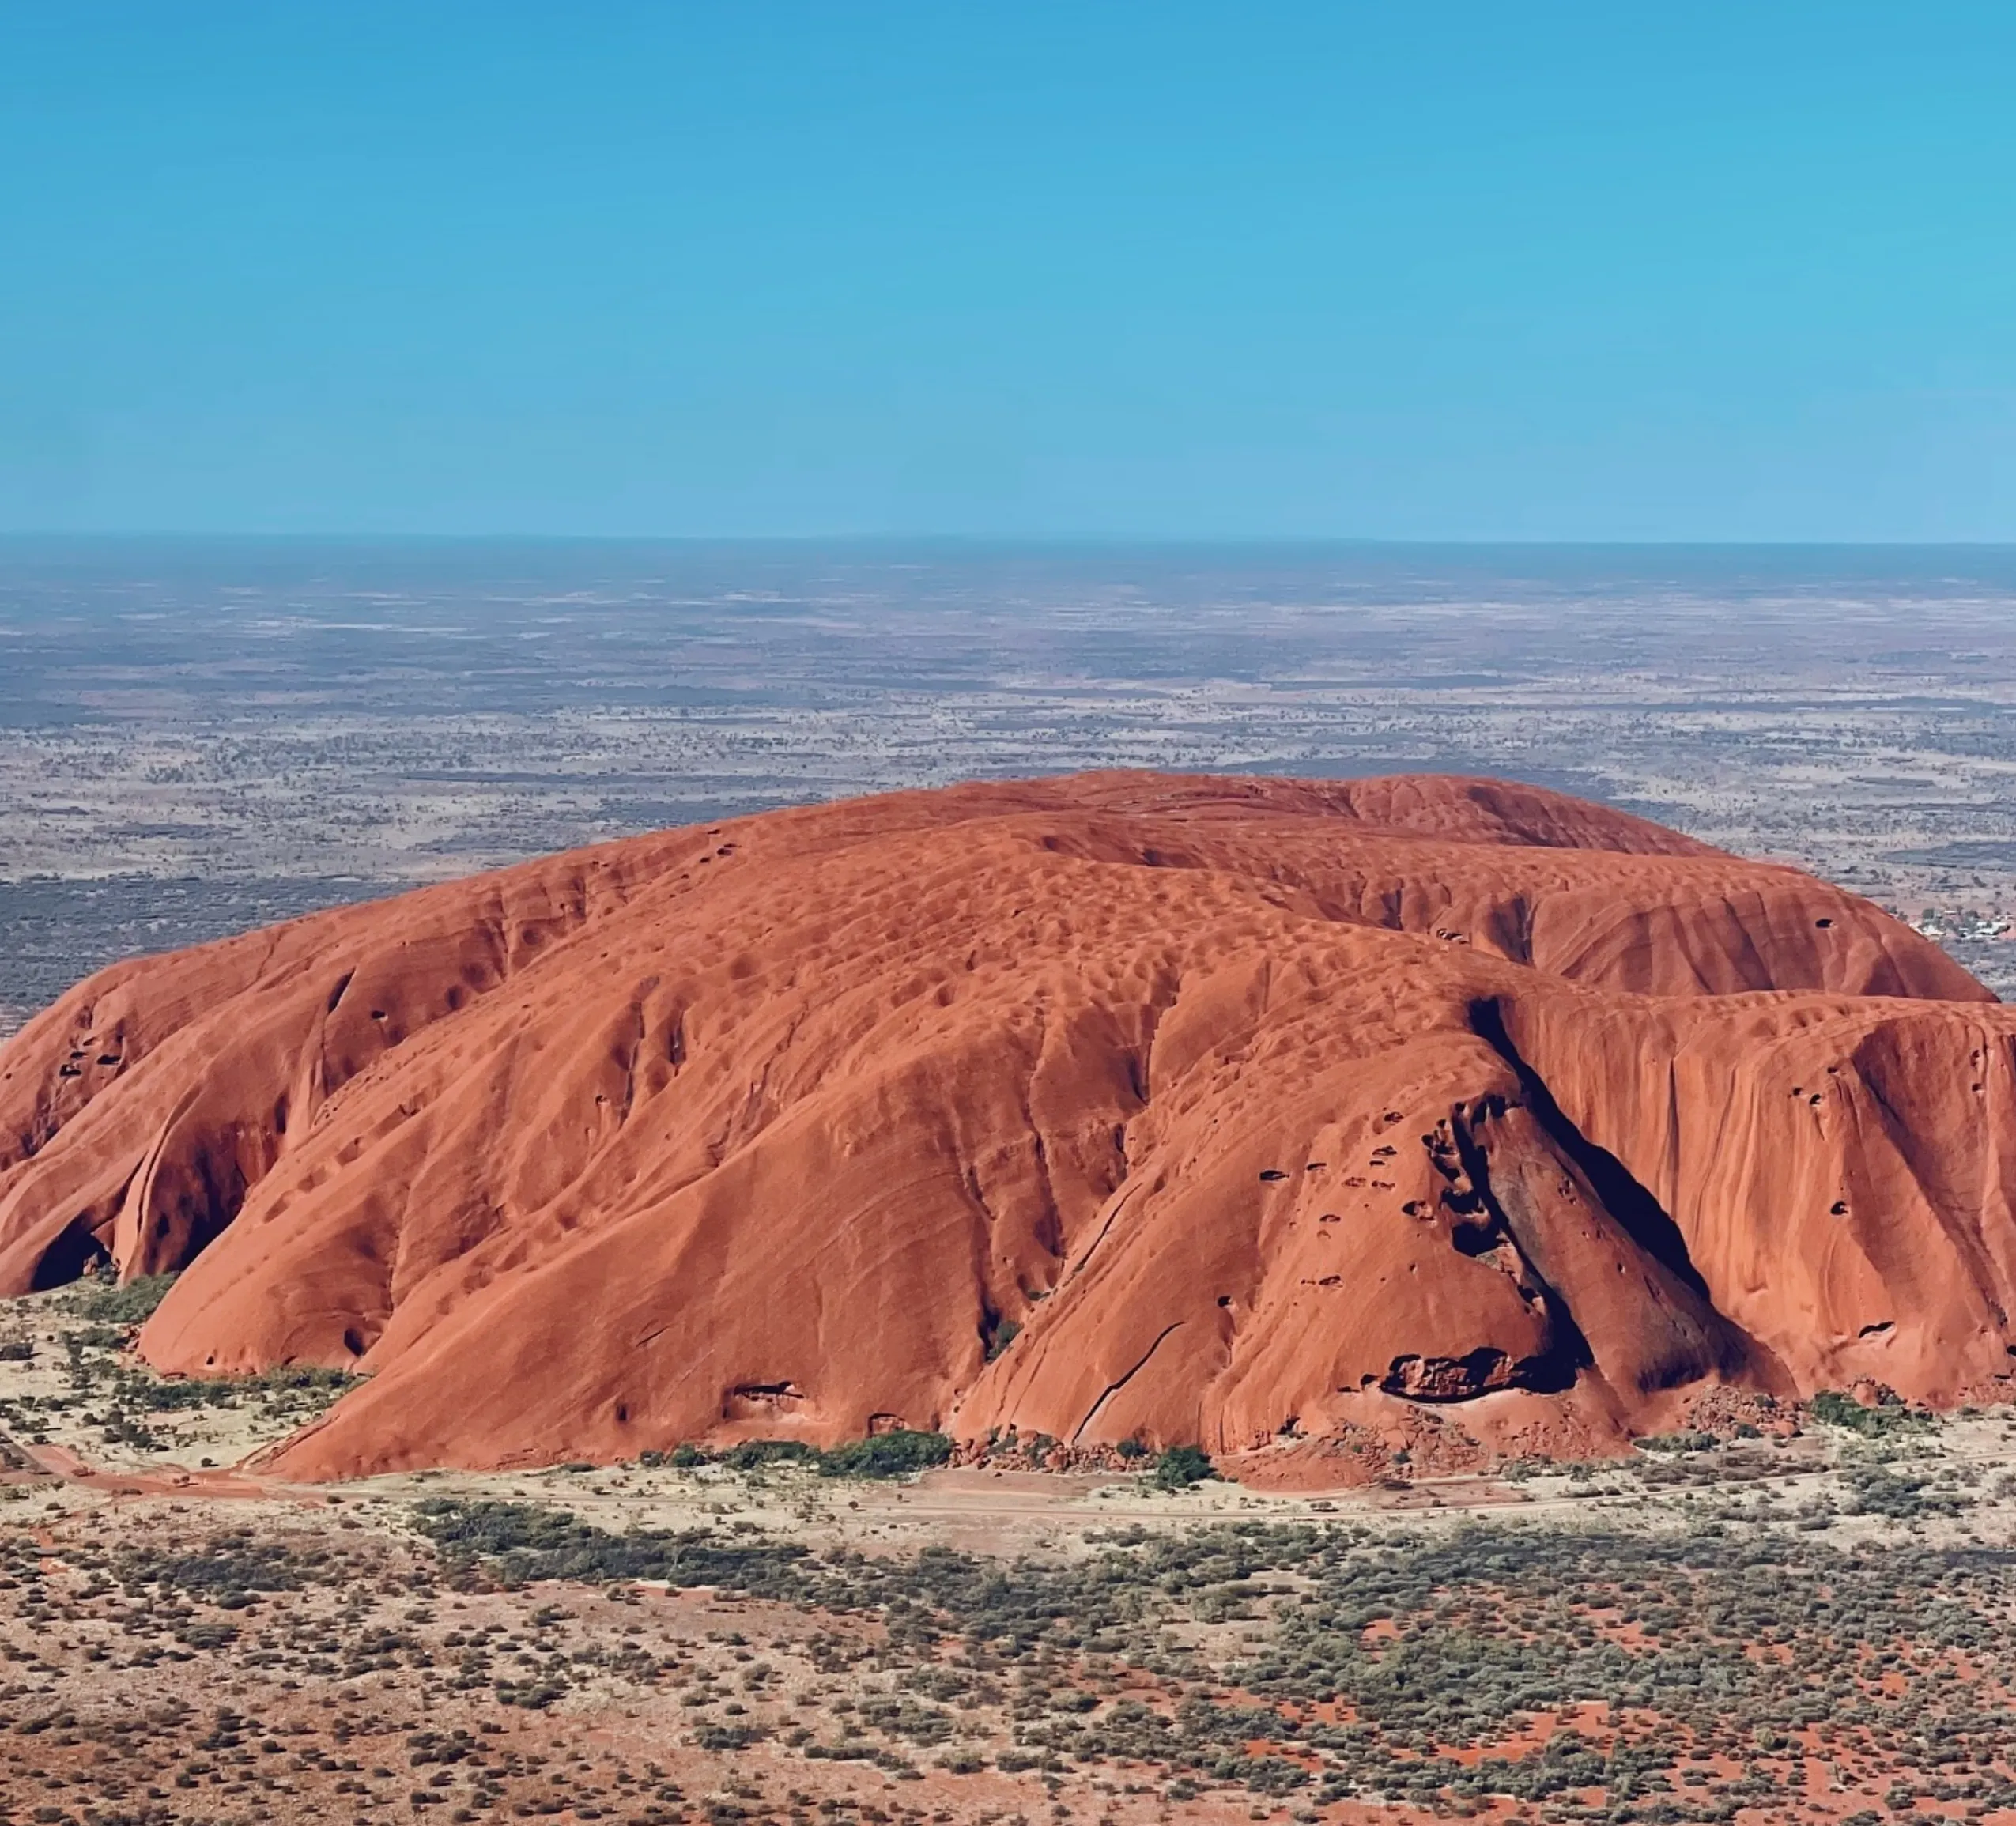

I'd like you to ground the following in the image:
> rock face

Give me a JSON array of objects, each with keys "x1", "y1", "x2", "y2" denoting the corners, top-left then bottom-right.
[{"x1": 1, "y1": 771, "x2": 2010, "y2": 1479}]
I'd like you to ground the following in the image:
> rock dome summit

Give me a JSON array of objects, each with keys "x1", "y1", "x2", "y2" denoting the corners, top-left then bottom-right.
[{"x1": 2, "y1": 771, "x2": 2012, "y2": 1481}]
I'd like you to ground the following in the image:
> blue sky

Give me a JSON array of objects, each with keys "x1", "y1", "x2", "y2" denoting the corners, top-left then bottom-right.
[{"x1": 3, "y1": 4, "x2": 2012, "y2": 539}]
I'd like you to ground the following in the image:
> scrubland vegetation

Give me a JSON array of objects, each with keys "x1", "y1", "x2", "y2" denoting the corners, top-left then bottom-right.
[
  {"x1": 402, "y1": 1493, "x2": 2016, "y2": 1818},
  {"x1": 7, "y1": 1271, "x2": 2016, "y2": 1823},
  {"x1": 0, "y1": 1270, "x2": 357, "y2": 1466},
  {"x1": 9, "y1": 1466, "x2": 2016, "y2": 1826}
]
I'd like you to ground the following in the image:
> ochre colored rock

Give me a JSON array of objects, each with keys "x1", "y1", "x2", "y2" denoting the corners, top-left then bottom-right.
[{"x1": 0, "y1": 771, "x2": 2007, "y2": 1479}]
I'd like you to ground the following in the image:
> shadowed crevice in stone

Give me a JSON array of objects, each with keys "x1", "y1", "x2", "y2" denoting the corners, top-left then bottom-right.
[
  {"x1": 1469, "y1": 996, "x2": 1713, "y2": 1302},
  {"x1": 1443, "y1": 1108, "x2": 1591, "y2": 1400}
]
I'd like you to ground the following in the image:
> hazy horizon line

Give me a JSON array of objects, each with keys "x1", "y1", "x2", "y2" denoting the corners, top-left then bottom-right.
[{"x1": 5, "y1": 531, "x2": 2016, "y2": 552}]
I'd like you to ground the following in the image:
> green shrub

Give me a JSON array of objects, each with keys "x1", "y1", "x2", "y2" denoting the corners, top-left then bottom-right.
[
  {"x1": 719, "y1": 1439, "x2": 817, "y2": 1472},
  {"x1": 251, "y1": 1364, "x2": 355, "y2": 1394},
  {"x1": 1809, "y1": 1390, "x2": 1932, "y2": 1436},
  {"x1": 1633, "y1": 1431, "x2": 1717, "y2": 1454},
  {"x1": 120, "y1": 1361, "x2": 360, "y2": 1413},
  {"x1": 598, "y1": 1430, "x2": 955, "y2": 1481},
  {"x1": 1152, "y1": 1445, "x2": 1214, "y2": 1490},
  {"x1": 817, "y1": 1431, "x2": 954, "y2": 1479},
  {"x1": 62, "y1": 1271, "x2": 180, "y2": 1326},
  {"x1": 1842, "y1": 1463, "x2": 1967, "y2": 1519}
]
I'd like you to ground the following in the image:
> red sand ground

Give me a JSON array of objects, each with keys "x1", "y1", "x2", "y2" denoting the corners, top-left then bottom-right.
[{"x1": 2, "y1": 770, "x2": 2013, "y2": 1478}]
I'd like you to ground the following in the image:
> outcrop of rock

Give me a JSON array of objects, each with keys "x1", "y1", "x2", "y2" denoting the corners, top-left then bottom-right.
[{"x1": 0, "y1": 772, "x2": 2009, "y2": 1480}]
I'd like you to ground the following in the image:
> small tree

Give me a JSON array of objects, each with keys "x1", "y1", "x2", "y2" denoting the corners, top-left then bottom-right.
[{"x1": 1150, "y1": 1444, "x2": 1213, "y2": 1491}]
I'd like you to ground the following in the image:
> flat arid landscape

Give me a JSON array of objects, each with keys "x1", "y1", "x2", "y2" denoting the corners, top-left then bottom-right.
[{"x1": 11, "y1": 544, "x2": 2016, "y2": 1826}]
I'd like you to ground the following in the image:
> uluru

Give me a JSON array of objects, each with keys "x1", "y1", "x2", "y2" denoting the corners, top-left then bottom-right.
[{"x1": 2, "y1": 769, "x2": 2012, "y2": 1481}]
